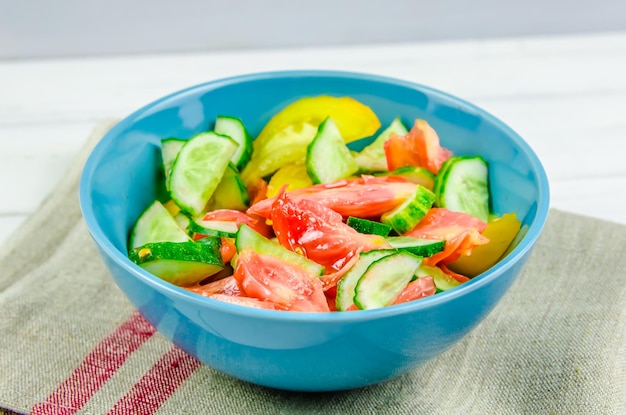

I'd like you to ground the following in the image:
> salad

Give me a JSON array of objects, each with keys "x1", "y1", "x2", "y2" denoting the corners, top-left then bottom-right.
[{"x1": 128, "y1": 96, "x2": 522, "y2": 312}]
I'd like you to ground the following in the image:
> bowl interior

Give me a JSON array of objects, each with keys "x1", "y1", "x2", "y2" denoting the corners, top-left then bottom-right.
[{"x1": 81, "y1": 70, "x2": 549, "y2": 291}]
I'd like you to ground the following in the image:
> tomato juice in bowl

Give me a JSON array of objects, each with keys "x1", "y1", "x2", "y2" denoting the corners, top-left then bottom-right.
[{"x1": 79, "y1": 70, "x2": 549, "y2": 391}]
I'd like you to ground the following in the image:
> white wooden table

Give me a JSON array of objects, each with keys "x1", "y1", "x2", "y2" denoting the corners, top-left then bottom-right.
[{"x1": 1, "y1": 32, "x2": 625, "y2": 245}]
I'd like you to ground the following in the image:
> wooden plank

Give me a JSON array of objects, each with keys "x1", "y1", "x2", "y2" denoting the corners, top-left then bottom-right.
[
  {"x1": 0, "y1": 122, "x2": 95, "y2": 214},
  {"x1": 471, "y1": 96, "x2": 626, "y2": 181},
  {"x1": 1, "y1": 121, "x2": 96, "y2": 155},
  {"x1": 1, "y1": 33, "x2": 626, "y2": 124},
  {"x1": 550, "y1": 177, "x2": 626, "y2": 225}
]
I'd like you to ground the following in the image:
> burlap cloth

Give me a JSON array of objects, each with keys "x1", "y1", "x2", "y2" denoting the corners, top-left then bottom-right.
[{"x1": 0, "y1": 121, "x2": 624, "y2": 415}]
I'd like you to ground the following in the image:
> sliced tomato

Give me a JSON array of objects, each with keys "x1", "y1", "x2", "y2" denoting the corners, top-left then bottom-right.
[
  {"x1": 234, "y1": 249, "x2": 330, "y2": 312},
  {"x1": 438, "y1": 264, "x2": 470, "y2": 283},
  {"x1": 183, "y1": 275, "x2": 242, "y2": 297},
  {"x1": 319, "y1": 254, "x2": 360, "y2": 291},
  {"x1": 325, "y1": 292, "x2": 338, "y2": 312},
  {"x1": 200, "y1": 209, "x2": 272, "y2": 238},
  {"x1": 270, "y1": 191, "x2": 390, "y2": 271},
  {"x1": 384, "y1": 119, "x2": 453, "y2": 174},
  {"x1": 391, "y1": 276, "x2": 436, "y2": 305},
  {"x1": 406, "y1": 208, "x2": 489, "y2": 266},
  {"x1": 208, "y1": 294, "x2": 288, "y2": 310},
  {"x1": 384, "y1": 134, "x2": 417, "y2": 173},
  {"x1": 248, "y1": 175, "x2": 416, "y2": 219},
  {"x1": 345, "y1": 303, "x2": 359, "y2": 311},
  {"x1": 246, "y1": 177, "x2": 269, "y2": 206},
  {"x1": 220, "y1": 237, "x2": 237, "y2": 263}
]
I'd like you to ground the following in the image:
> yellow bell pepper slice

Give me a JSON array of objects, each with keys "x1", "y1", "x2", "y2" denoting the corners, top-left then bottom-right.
[
  {"x1": 266, "y1": 163, "x2": 313, "y2": 197},
  {"x1": 447, "y1": 213, "x2": 521, "y2": 277},
  {"x1": 254, "y1": 96, "x2": 381, "y2": 150},
  {"x1": 163, "y1": 199, "x2": 181, "y2": 216},
  {"x1": 241, "y1": 122, "x2": 318, "y2": 185}
]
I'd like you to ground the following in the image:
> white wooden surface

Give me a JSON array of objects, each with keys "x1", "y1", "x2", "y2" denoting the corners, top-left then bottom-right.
[{"x1": 1, "y1": 32, "x2": 625, "y2": 245}]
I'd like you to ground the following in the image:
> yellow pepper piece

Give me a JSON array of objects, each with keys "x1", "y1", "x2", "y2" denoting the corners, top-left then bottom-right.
[
  {"x1": 447, "y1": 213, "x2": 522, "y2": 277},
  {"x1": 241, "y1": 122, "x2": 318, "y2": 185},
  {"x1": 163, "y1": 199, "x2": 180, "y2": 216},
  {"x1": 254, "y1": 96, "x2": 381, "y2": 150},
  {"x1": 266, "y1": 163, "x2": 313, "y2": 197}
]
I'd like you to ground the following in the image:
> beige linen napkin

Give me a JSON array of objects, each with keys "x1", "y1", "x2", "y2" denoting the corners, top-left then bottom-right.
[{"x1": 1, "y1": 122, "x2": 624, "y2": 415}]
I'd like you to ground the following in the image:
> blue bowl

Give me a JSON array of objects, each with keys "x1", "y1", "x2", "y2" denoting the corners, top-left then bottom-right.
[{"x1": 79, "y1": 70, "x2": 549, "y2": 392}]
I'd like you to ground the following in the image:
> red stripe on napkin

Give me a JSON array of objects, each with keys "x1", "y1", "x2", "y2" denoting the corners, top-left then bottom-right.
[
  {"x1": 107, "y1": 346, "x2": 201, "y2": 415},
  {"x1": 30, "y1": 311, "x2": 156, "y2": 415}
]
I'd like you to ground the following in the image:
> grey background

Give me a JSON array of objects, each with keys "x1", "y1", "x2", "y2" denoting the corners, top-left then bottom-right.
[{"x1": 1, "y1": 0, "x2": 625, "y2": 60}]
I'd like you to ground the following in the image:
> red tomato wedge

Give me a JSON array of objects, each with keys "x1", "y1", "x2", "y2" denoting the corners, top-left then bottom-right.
[
  {"x1": 200, "y1": 209, "x2": 273, "y2": 238},
  {"x1": 384, "y1": 119, "x2": 453, "y2": 174},
  {"x1": 219, "y1": 238, "x2": 237, "y2": 263},
  {"x1": 248, "y1": 175, "x2": 416, "y2": 219},
  {"x1": 319, "y1": 255, "x2": 360, "y2": 291},
  {"x1": 208, "y1": 294, "x2": 288, "y2": 310},
  {"x1": 246, "y1": 177, "x2": 269, "y2": 206},
  {"x1": 183, "y1": 275, "x2": 242, "y2": 297},
  {"x1": 270, "y1": 191, "x2": 391, "y2": 271},
  {"x1": 439, "y1": 264, "x2": 470, "y2": 283},
  {"x1": 391, "y1": 276, "x2": 436, "y2": 305},
  {"x1": 405, "y1": 208, "x2": 489, "y2": 266},
  {"x1": 234, "y1": 249, "x2": 330, "y2": 312},
  {"x1": 325, "y1": 293, "x2": 338, "y2": 312}
]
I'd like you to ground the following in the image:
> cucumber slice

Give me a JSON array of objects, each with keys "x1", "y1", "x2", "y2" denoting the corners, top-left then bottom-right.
[
  {"x1": 129, "y1": 240, "x2": 223, "y2": 286},
  {"x1": 346, "y1": 217, "x2": 392, "y2": 237},
  {"x1": 161, "y1": 138, "x2": 187, "y2": 192},
  {"x1": 235, "y1": 224, "x2": 324, "y2": 276},
  {"x1": 387, "y1": 166, "x2": 436, "y2": 191},
  {"x1": 354, "y1": 251, "x2": 422, "y2": 310},
  {"x1": 214, "y1": 116, "x2": 253, "y2": 170},
  {"x1": 335, "y1": 250, "x2": 396, "y2": 311},
  {"x1": 434, "y1": 156, "x2": 490, "y2": 223},
  {"x1": 386, "y1": 236, "x2": 445, "y2": 257},
  {"x1": 352, "y1": 118, "x2": 408, "y2": 172},
  {"x1": 381, "y1": 185, "x2": 436, "y2": 234},
  {"x1": 188, "y1": 219, "x2": 239, "y2": 238},
  {"x1": 205, "y1": 163, "x2": 249, "y2": 212},
  {"x1": 174, "y1": 212, "x2": 191, "y2": 231},
  {"x1": 415, "y1": 264, "x2": 461, "y2": 292},
  {"x1": 306, "y1": 117, "x2": 359, "y2": 184},
  {"x1": 169, "y1": 132, "x2": 238, "y2": 217},
  {"x1": 129, "y1": 200, "x2": 191, "y2": 249}
]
